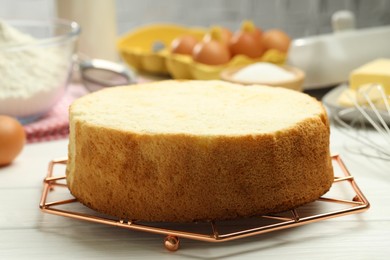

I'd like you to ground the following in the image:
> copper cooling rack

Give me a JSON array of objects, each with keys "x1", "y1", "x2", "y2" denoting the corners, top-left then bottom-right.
[{"x1": 39, "y1": 155, "x2": 369, "y2": 251}]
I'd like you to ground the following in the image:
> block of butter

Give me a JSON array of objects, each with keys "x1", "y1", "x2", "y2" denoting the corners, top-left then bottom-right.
[
  {"x1": 350, "y1": 59, "x2": 390, "y2": 95},
  {"x1": 338, "y1": 59, "x2": 390, "y2": 107}
]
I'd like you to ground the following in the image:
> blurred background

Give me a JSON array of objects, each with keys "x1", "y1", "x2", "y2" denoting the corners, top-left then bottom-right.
[{"x1": 1, "y1": 0, "x2": 390, "y2": 39}]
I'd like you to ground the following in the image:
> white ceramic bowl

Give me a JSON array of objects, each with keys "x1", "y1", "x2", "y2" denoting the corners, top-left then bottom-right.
[{"x1": 0, "y1": 19, "x2": 80, "y2": 124}]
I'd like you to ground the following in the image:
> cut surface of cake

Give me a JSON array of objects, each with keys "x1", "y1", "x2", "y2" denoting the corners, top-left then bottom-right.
[{"x1": 66, "y1": 80, "x2": 334, "y2": 222}]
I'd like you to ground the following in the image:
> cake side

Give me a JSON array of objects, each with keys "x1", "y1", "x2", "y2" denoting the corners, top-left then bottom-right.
[{"x1": 66, "y1": 113, "x2": 333, "y2": 222}]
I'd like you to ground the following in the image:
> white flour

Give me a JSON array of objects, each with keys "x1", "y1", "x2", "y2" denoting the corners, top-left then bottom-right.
[{"x1": 0, "y1": 20, "x2": 72, "y2": 119}]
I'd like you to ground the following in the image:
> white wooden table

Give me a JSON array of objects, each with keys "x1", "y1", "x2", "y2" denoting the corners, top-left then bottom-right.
[{"x1": 1, "y1": 122, "x2": 389, "y2": 259}]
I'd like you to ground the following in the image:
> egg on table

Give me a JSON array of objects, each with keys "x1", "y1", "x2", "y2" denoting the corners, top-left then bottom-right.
[{"x1": 0, "y1": 115, "x2": 26, "y2": 166}]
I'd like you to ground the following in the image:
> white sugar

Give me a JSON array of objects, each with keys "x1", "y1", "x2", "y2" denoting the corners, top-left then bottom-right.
[{"x1": 233, "y1": 62, "x2": 295, "y2": 83}]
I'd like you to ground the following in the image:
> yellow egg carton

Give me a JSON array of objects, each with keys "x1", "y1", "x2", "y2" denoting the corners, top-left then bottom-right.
[{"x1": 117, "y1": 23, "x2": 286, "y2": 80}]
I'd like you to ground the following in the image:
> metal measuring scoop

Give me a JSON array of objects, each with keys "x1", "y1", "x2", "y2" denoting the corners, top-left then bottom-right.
[{"x1": 79, "y1": 59, "x2": 137, "y2": 92}]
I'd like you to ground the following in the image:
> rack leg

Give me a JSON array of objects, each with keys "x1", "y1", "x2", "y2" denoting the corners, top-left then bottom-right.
[{"x1": 164, "y1": 235, "x2": 180, "y2": 251}]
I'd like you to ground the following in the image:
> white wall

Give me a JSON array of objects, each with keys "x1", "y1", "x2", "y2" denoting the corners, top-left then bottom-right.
[{"x1": 0, "y1": 0, "x2": 389, "y2": 38}]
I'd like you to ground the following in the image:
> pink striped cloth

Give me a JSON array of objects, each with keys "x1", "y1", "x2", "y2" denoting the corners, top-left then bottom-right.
[{"x1": 24, "y1": 83, "x2": 88, "y2": 143}]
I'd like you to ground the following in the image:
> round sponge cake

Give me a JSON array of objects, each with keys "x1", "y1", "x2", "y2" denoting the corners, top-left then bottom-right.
[{"x1": 66, "y1": 80, "x2": 334, "y2": 222}]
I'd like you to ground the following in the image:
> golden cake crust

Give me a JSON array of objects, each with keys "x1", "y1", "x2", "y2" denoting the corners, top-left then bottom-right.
[{"x1": 66, "y1": 80, "x2": 334, "y2": 222}]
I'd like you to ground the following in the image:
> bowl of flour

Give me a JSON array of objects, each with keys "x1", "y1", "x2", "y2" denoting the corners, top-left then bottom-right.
[{"x1": 0, "y1": 19, "x2": 80, "y2": 124}]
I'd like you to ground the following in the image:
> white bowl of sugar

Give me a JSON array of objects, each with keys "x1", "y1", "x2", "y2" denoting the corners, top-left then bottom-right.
[{"x1": 0, "y1": 19, "x2": 80, "y2": 124}]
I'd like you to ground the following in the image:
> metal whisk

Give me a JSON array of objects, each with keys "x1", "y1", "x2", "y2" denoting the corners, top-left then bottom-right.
[{"x1": 333, "y1": 84, "x2": 390, "y2": 160}]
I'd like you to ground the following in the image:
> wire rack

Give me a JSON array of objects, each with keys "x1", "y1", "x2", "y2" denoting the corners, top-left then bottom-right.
[{"x1": 39, "y1": 155, "x2": 369, "y2": 251}]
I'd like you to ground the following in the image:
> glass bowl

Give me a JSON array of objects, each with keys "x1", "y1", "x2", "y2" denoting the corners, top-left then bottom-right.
[{"x1": 0, "y1": 19, "x2": 80, "y2": 124}]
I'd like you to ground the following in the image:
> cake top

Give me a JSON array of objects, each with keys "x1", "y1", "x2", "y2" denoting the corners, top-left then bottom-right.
[{"x1": 71, "y1": 80, "x2": 325, "y2": 135}]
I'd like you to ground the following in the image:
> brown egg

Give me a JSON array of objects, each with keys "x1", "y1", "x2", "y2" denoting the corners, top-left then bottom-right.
[
  {"x1": 170, "y1": 35, "x2": 199, "y2": 55},
  {"x1": 0, "y1": 115, "x2": 26, "y2": 166},
  {"x1": 263, "y1": 29, "x2": 291, "y2": 53},
  {"x1": 229, "y1": 20, "x2": 265, "y2": 59},
  {"x1": 252, "y1": 27, "x2": 263, "y2": 43},
  {"x1": 192, "y1": 29, "x2": 231, "y2": 66}
]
